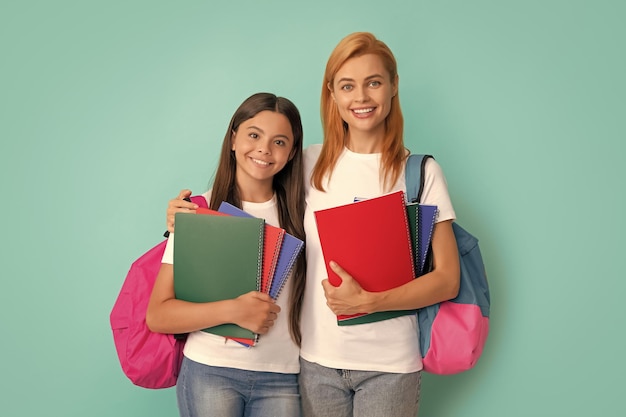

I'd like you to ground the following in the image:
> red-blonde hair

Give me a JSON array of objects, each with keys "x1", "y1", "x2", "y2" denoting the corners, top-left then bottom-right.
[{"x1": 311, "y1": 32, "x2": 406, "y2": 191}]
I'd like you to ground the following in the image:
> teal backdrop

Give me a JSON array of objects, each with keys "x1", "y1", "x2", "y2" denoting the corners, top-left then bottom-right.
[{"x1": 2, "y1": 1, "x2": 624, "y2": 416}]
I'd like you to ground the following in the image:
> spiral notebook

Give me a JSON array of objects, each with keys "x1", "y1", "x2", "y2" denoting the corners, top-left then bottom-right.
[
  {"x1": 173, "y1": 212, "x2": 264, "y2": 343},
  {"x1": 314, "y1": 190, "x2": 416, "y2": 325},
  {"x1": 406, "y1": 203, "x2": 438, "y2": 276},
  {"x1": 218, "y1": 202, "x2": 303, "y2": 300},
  {"x1": 218, "y1": 202, "x2": 285, "y2": 295}
]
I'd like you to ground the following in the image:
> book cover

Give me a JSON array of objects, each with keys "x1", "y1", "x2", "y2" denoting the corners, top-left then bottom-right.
[
  {"x1": 173, "y1": 212, "x2": 264, "y2": 342},
  {"x1": 218, "y1": 201, "x2": 303, "y2": 300},
  {"x1": 314, "y1": 190, "x2": 416, "y2": 325},
  {"x1": 218, "y1": 202, "x2": 285, "y2": 294}
]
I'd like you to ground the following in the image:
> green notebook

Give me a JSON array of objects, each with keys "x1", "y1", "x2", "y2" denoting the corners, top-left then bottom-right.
[
  {"x1": 406, "y1": 203, "x2": 420, "y2": 277},
  {"x1": 173, "y1": 212, "x2": 264, "y2": 341},
  {"x1": 406, "y1": 202, "x2": 438, "y2": 277}
]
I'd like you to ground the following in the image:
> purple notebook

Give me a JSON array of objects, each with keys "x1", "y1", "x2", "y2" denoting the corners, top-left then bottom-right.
[{"x1": 218, "y1": 202, "x2": 304, "y2": 299}]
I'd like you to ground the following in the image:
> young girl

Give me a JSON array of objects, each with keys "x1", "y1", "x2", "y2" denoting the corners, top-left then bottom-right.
[
  {"x1": 166, "y1": 33, "x2": 460, "y2": 417},
  {"x1": 146, "y1": 92, "x2": 306, "y2": 417}
]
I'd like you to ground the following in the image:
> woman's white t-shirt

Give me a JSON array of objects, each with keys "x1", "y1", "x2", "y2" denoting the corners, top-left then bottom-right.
[
  {"x1": 300, "y1": 144, "x2": 455, "y2": 373},
  {"x1": 162, "y1": 192, "x2": 300, "y2": 374}
]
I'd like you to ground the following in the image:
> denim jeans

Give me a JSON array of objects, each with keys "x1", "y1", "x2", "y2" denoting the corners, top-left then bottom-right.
[
  {"x1": 299, "y1": 358, "x2": 421, "y2": 417},
  {"x1": 177, "y1": 357, "x2": 301, "y2": 417}
]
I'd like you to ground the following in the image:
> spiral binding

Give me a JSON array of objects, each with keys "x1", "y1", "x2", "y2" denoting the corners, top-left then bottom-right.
[
  {"x1": 418, "y1": 205, "x2": 438, "y2": 275},
  {"x1": 255, "y1": 221, "x2": 264, "y2": 295},
  {"x1": 263, "y1": 229, "x2": 285, "y2": 294},
  {"x1": 270, "y1": 235, "x2": 304, "y2": 300},
  {"x1": 398, "y1": 191, "x2": 417, "y2": 280}
]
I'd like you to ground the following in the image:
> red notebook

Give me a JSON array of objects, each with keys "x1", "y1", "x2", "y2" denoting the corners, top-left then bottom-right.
[{"x1": 314, "y1": 190, "x2": 416, "y2": 325}]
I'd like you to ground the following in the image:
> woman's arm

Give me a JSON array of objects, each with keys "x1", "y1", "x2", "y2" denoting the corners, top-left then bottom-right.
[
  {"x1": 146, "y1": 263, "x2": 280, "y2": 335},
  {"x1": 322, "y1": 219, "x2": 460, "y2": 315}
]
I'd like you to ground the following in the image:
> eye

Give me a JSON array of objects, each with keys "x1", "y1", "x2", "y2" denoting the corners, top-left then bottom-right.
[
  {"x1": 340, "y1": 84, "x2": 353, "y2": 91},
  {"x1": 369, "y1": 80, "x2": 381, "y2": 88},
  {"x1": 274, "y1": 139, "x2": 286, "y2": 146},
  {"x1": 249, "y1": 133, "x2": 259, "y2": 139}
]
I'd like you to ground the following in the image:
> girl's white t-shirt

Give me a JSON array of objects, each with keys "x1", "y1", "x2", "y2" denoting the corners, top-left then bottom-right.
[
  {"x1": 300, "y1": 144, "x2": 455, "y2": 373},
  {"x1": 162, "y1": 192, "x2": 300, "y2": 374}
]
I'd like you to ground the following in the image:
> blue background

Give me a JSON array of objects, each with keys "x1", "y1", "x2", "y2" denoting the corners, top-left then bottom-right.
[{"x1": 1, "y1": 1, "x2": 624, "y2": 416}]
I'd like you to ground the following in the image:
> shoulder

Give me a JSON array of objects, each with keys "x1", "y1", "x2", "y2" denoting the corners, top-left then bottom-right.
[
  {"x1": 406, "y1": 155, "x2": 447, "y2": 185},
  {"x1": 304, "y1": 144, "x2": 323, "y2": 172},
  {"x1": 424, "y1": 157, "x2": 445, "y2": 180},
  {"x1": 200, "y1": 190, "x2": 212, "y2": 202},
  {"x1": 416, "y1": 156, "x2": 456, "y2": 221},
  {"x1": 304, "y1": 144, "x2": 323, "y2": 160}
]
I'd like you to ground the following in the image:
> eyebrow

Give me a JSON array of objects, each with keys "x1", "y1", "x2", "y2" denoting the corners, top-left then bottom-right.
[
  {"x1": 247, "y1": 125, "x2": 265, "y2": 134},
  {"x1": 336, "y1": 74, "x2": 385, "y2": 83},
  {"x1": 246, "y1": 125, "x2": 291, "y2": 141}
]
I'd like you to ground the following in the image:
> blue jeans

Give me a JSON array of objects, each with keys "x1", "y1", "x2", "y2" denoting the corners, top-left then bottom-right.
[
  {"x1": 299, "y1": 358, "x2": 421, "y2": 417},
  {"x1": 177, "y1": 357, "x2": 301, "y2": 417}
]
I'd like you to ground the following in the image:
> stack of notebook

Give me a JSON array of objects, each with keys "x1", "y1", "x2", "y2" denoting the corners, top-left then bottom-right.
[
  {"x1": 314, "y1": 190, "x2": 438, "y2": 326},
  {"x1": 173, "y1": 204, "x2": 304, "y2": 345}
]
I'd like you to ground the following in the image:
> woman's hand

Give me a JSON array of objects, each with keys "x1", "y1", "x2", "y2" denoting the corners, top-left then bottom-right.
[
  {"x1": 167, "y1": 189, "x2": 198, "y2": 233},
  {"x1": 321, "y1": 261, "x2": 374, "y2": 315},
  {"x1": 232, "y1": 291, "x2": 281, "y2": 335}
]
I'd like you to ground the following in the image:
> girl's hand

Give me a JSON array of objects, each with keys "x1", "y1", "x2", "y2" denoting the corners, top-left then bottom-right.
[
  {"x1": 321, "y1": 261, "x2": 374, "y2": 315},
  {"x1": 233, "y1": 291, "x2": 281, "y2": 335},
  {"x1": 167, "y1": 189, "x2": 198, "y2": 233}
]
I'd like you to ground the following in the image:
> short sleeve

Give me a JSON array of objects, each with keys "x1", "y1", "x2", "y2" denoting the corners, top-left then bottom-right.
[{"x1": 421, "y1": 158, "x2": 456, "y2": 223}]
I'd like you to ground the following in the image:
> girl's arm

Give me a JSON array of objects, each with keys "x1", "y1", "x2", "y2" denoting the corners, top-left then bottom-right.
[
  {"x1": 322, "y1": 219, "x2": 460, "y2": 315},
  {"x1": 166, "y1": 189, "x2": 198, "y2": 234},
  {"x1": 146, "y1": 263, "x2": 280, "y2": 335}
]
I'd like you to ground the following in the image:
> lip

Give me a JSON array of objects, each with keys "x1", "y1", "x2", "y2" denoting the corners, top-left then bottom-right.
[
  {"x1": 250, "y1": 157, "x2": 272, "y2": 167},
  {"x1": 350, "y1": 107, "x2": 376, "y2": 118}
]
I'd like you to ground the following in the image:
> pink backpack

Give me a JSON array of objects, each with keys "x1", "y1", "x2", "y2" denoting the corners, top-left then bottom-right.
[{"x1": 110, "y1": 196, "x2": 208, "y2": 389}]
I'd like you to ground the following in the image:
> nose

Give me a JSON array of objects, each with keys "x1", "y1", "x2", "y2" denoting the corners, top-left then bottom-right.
[
  {"x1": 256, "y1": 139, "x2": 271, "y2": 154},
  {"x1": 354, "y1": 85, "x2": 370, "y2": 103}
]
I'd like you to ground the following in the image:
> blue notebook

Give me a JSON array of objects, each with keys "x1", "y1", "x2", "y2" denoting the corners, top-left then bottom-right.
[{"x1": 218, "y1": 202, "x2": 304, "y2": 299}]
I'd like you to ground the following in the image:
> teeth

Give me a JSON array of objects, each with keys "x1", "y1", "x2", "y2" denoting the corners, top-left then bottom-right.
[
  {"x1": 353, "y1": 108, "x2": 374, "y2": 114},
  {"x1": 252, "y1": 158, "x2": 270, "y2": 166}
]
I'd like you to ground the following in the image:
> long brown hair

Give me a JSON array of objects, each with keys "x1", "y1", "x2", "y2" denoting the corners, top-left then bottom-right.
[
  {"x1": 209, "y1": 92, "x2": 306, "y2": 346},
  {"x1": 312, "y1": 32, "x2": 406, "y2": 191}
]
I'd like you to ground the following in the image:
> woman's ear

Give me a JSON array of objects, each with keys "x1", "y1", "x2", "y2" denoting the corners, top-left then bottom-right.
[
  {"x1": 231, "y1": 130, "x2": 236, "y2": 150},
  {"x1": 327, "y1": 82, "x2": 335, "y2": 102},
  {"x1": 393, "y1": 74, "x2": 399, "y2": 97}
]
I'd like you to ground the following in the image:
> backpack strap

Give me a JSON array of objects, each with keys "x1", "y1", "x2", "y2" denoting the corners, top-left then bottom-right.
[
  {"x1": 405, "y1": 154, "x2": 434, "y2": 203},
  {"x1": 189, "y1": 195, "x2": 209, "y2": 208}
]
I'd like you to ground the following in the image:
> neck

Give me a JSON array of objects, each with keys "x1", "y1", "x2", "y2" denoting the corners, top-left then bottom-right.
[
  {"x1": 345, "y1": 127, "x2": 385, "y2": 154},
  {"x1": 238, "y1": 183, "x2": 274, "y2": 203}
]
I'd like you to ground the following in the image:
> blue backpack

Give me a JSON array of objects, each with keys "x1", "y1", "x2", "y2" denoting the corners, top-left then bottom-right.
[{"x1": 405, "y1": 154, "x2": 490, "y2": 374}]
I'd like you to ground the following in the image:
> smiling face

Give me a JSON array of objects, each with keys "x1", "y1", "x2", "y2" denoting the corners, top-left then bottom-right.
[
  {"x1": 231, "y1": 110, "x2": 295, "y2": 197},
  {"x1": 330, "y1": 53, "x2": 398, "y2": 148}
]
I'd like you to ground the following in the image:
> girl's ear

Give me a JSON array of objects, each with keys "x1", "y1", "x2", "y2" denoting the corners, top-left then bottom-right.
[{"x1": 231, "y1": 130, "x2": 236, "y2": 150}]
